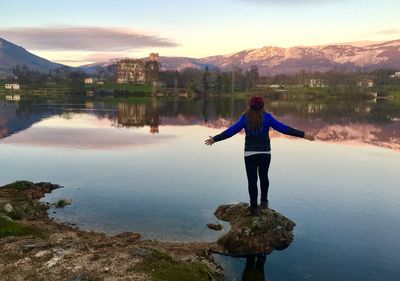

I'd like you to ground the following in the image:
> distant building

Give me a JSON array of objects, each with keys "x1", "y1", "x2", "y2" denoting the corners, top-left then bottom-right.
[
  {"x1": 96, "y1": 80, "x2": 105, "y2": 85},
  {"x1": 116, "y1": 53, "x2": 160, "y2": 84},
  {"x1": 390, "y1": 72, "x2": 400, "y2": 78},
  {"x1": 357, "y1": 79, "x2": 374, "y2": 88},
  {"x1": 5, "y1": 95, "x2": 13, "y2": 101},
  {"x1": 149, "y1": 53, "x2": 159, "y2": 62},
  {"x1": 5, "y1": 83, "x2": 20, "y2": 90},
  {"x1": 84, "y1": 77, "x2": 94, "y2": 84},
  {"x1": 116, "y1": 59, "x2": 146, "y2": 84},
  {"x1": 309, "y1": 79, "x2": 326, "y2": 88},
  {"x1": 269, "y1": 84, "x2": 283, "y2": 89}
]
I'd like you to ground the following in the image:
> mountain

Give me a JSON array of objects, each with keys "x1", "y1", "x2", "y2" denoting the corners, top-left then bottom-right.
[
  {"x1": 196, "y1": 39, "x2": 400, "y2": 75},
  {"x1": 0, "y1": 37, "x2": 65, "y2": 75},
  {"x1": 2, "y1": 36, "x2": 398, "y2": 76},
  {"x1": 82, "y1": 39, "x2": 400, "y2": 75}
]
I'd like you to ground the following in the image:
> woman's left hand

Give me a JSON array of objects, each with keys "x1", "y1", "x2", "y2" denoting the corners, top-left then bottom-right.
[
  {"x1": 205, "y1": 136, "x2": 215, "y2": 146},
  {"x1": 304, "y1": 132, "x2": 316, "y2": 141}
]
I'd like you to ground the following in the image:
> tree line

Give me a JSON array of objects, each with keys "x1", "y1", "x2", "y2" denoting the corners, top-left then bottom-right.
[{"x1": 7, "y1": 64, "x2": 400, "y2": 94}]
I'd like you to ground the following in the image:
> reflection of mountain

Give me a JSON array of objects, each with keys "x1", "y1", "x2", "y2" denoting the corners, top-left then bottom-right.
[
  {"x1": 0, "y1": 101, "x2": 53, "y2": 139},
  {"x1": 1, "y1": 98, "x2": 399, "y2": 150}
]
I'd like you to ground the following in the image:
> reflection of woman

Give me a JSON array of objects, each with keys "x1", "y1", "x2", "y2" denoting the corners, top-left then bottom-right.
[
  {"x1": 205, "y1": 96, "x2": 314, "y2": 216},
  {"x1": 242, "y1": 256, "x2": 267, "y2": 281}
]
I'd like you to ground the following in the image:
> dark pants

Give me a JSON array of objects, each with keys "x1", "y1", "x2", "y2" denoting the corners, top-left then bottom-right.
[{"x1": 244, "y1": 154, "x2": 271, "y2": 209}]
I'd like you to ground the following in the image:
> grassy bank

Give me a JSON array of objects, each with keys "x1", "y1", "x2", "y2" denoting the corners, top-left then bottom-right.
[
  {"x1": 0, "y1": 216, "x2": 40, "y2": 238},
  {"x1": 85, "y1": 81, "x2": 153, "y2": 93}
]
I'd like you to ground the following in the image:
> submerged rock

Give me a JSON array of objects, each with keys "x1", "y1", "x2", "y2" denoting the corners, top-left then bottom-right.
[
  {"x1": 207, "y1": 223, "x2": 223, "y2": 231},
  {"x1": 214, "y1": 202, "x2": 296, "y2": 255}
]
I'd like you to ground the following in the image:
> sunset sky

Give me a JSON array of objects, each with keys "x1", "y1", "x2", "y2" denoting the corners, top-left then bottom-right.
[{"x1": 1, "y1": 0, "x2": 399, "y2": 66}]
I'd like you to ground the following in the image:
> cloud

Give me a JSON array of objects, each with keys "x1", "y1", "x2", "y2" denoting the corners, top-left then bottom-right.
[
  {"x1": 0, "y1": 26, "x2": 178, "y2": 51},
  {"x1": 373, "y1": 29, "x2": 400, "y2": 35}
]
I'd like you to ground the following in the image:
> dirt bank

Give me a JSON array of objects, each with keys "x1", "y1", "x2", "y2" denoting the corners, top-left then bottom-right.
[{"x1": 0, "y1": 181, "x2": 223, "y2": 281}]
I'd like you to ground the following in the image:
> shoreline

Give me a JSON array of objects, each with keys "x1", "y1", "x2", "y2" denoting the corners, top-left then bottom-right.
[{"x1": 0, "y1": 181, "x2": 224, "y2": 281}]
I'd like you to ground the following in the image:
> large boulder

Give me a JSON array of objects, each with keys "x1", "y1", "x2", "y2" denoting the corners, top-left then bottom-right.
[{"x1": 214, "y1": 203, "x2": 296, "y2": 255}]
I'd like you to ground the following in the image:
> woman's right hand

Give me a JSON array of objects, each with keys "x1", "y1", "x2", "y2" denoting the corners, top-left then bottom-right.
[{"x1": 205, "y1": 136, "x2": 215, "y2": 146}]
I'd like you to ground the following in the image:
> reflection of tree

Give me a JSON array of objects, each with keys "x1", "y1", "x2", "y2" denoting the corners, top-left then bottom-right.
[{"x1": 1, "y1": 97, "x2": 399, "y2": 150}]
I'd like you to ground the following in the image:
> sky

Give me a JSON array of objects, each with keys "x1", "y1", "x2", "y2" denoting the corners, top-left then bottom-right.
[{"x1": 0, "y1": 0, "x2": 400, "y2": 66}]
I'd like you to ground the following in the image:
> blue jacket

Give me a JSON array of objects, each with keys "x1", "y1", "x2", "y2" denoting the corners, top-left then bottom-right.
[{"x1": 213, "y1": 112, "x2": 304, "y2": 151}]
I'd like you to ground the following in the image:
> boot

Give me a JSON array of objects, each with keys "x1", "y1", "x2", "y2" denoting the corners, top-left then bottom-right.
[
  {"x1": 260, "y1": 200, "x2": 269, "y2": 209},
  {"x1": 251, "y1": 207, "x2": 260, "y2": 216}
]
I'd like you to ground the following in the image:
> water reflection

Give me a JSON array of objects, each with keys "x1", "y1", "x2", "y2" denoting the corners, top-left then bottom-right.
[
  {"x1": 241, "y1": 256, "x2": 267, "y2": 281},
  {"x1": 1, "y1": 96, "x2": 400, "y2": 280},
  {"x1": 1, "y1": 96, "x2": 399, "y2": 150}
]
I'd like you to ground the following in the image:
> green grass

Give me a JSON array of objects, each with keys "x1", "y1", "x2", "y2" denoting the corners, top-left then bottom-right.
[
  {"x1": 133, "y1": 250, "x2": 213, "y2": 281},
  {"x1": 388, "y1": 89, "x2": 400, "y2": 98},
  {"x1": 85, "y1": 81, "x2": 153, "y2": 93},
  {"x1": 0, "y1": 216, "x2": 39, "y2": 238},
  {"x1": 1, "y1": 181, "x2": 34, "y2": 190},
  {"x1": 56, "y1": 199, "x2": 72, "y2": 208}
]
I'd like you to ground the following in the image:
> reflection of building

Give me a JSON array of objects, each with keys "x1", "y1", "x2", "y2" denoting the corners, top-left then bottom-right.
[
  {"x1": 357, "y1": 79, "x2": 374, "y2": 88},
  {"x1": 309, "y1": 79, "x2": 326, "y2": 88},
  {"x1": 5, "y1": 95, "x2": 20, "y2": 101},
  {"x1": 116, "y1": 103, "x2": 159, "y2": 134},
  {"x1": 5, "y1": 83, "x2": 20, "y2": 90},
  {"x1": 84, "y1": 77, "x2": 94, "y2": 84},
  {"x1": 116, "y1": 54, "x2": 160, "y2": 84}
]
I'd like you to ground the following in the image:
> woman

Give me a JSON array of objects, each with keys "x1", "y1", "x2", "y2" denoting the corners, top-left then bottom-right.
[{"x1": 205, "y1": 96, "x2": 314, "y2": 216}]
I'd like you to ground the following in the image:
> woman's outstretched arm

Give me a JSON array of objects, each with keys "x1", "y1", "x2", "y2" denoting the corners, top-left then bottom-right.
[
  {"x1": 269, "y1": 114, "x2": 315, "y2": 140},
  {"x1": 205, "y1": 115, "x2": 246, "y2": 145}
]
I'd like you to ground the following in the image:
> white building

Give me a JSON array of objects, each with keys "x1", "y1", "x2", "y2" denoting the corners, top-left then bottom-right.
[
  {"x1": 5, "y1": 83, "x2": 20, "y2": 90},
  {"x1": 84, "y1": 77, "x2": 94, "y2": 84},
  {"x1": 5, "y1": 95, "x2": 21, "y2": 101},
  {"x1": 357, "y1": 79, "x2": 374, "y2": 88},
  {"x1": 309, "y1": 79, "x2": 327, "y2": 88},
  {"x1": 269, "y1": 84, "x2": 283, "y2": 89},
  {"x1": 96, "y1": 80, "x2": 105, "y2": 85}
]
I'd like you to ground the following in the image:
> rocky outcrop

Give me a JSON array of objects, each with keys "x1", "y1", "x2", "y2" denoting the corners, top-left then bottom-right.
[
  {"x1": 0, "y1": 181, "x2": 224, "y2": 281},
  {"x1": 214, "y1": 203, "x2": 295, "y2": 255}
]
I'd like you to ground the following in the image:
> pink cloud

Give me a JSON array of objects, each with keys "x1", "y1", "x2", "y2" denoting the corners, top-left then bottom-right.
[{"x1": 0, "y1": 26, "x2": 178, "y2": 51}]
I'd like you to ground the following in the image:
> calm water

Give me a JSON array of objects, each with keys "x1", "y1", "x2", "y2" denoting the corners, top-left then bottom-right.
[{"x1": 1, "y1": 96, "x2": 399, "y2": 281}]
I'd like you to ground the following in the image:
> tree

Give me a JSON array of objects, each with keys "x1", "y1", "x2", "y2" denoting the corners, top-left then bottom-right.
[{"x1": 202, "y1": 66, "x2": 210, "y2": 90}]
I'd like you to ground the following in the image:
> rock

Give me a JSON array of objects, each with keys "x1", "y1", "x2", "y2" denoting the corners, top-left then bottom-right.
[
  {"x1": 113, "y1": 232, "x2": 141, "y2": 243},
  {"x1": 56, "y1": 199, "x2": 72, "y2": 208},
  {"x1": 3, "y1": 203, "x2": 13, "y2": 213},
  {"x1": 207, "y1": 223, "x2": 223, "y2": 231},
  {"x1": 131, "y1": 247, "x2": 154, "y2": 258},
  {"x1": 214, "y1": 202, "x2": 296, "y2": 255},
  {"x1": 0, "y1": 214, "x2": 13, "y2": 221}
]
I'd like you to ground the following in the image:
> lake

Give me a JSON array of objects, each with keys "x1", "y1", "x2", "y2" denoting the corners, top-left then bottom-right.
[{"x1": 0, "y1": 95, "x2": 399, "y2": 281}]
